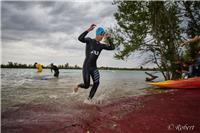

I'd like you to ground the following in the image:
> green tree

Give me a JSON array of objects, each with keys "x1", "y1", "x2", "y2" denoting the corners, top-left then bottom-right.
[
  {"x1": 182, "y1": 1, "x2": 200, "y2": 60},
  {"x1": 74, "y1": 65, "x2": 80, "y2": 69},
  {"x1": 65, "y1": 63, "x2": 69, "y2": 68},
  {"x1": 111, "y1": 1, "x2": 189, "y2": 80},
  {"x1": 8, "y1": 62, "x2": 14, "y2": 68}
]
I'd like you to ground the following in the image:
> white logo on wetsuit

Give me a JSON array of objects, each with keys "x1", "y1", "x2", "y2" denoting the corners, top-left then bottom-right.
[{"x1": 91, "y1": 50, "x2": 99, "y2": 56}]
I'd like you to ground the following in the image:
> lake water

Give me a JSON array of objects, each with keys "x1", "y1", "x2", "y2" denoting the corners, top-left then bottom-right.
[{"x1": 1, "y1": 68, "x2": 162, "y2": 111}]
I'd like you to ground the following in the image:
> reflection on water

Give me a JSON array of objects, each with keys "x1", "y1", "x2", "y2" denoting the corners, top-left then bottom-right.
[{"x1": 1, "y1": 68, "x2": 162, "y2": 111}]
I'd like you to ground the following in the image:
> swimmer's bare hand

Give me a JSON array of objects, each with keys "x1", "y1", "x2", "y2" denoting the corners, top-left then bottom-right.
[
  {"x1": 87, "y1": 24, "x2": 96, "y2": 32},
  {"x1": 104, "y1": 33, "x2": 110, "y2": 38}
]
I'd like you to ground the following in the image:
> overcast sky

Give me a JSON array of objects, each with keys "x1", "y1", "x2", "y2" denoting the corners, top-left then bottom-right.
[{"x1": 1, "y1": 0, "x2": 145, "y2": 68}]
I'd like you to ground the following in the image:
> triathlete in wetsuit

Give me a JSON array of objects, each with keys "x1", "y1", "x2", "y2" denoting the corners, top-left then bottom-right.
[
  {"x1": 50, "y1": 63, "x2": 59, "y2": 77},
  {"x1": 74, "y1": 24, "x2": 115, "y2": 100}
]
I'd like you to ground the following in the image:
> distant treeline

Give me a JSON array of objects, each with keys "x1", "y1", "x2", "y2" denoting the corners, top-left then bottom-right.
[
  {"x1": 0, "y1": 62, "x2": 81, "y2": 69},
  {"x1": 1, "y1": 62, "x2": 157, "y2": 71},
  {"x1": 1, "y1": 62, "x2": 35, "y2": 68},
  {"x1": 98, "y1": 66, "x2": 157, "y2": 71}
]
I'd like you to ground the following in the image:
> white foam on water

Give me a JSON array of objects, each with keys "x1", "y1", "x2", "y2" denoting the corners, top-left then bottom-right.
[
  {"x1": 95, "y1": 93, "x2": 106, "y2": 104},
  {"x1": 94, "y1": 99, "x2": 104, "y2": 104},
  {"x1": 14, "y1": 78, "x2": 32, "y2": 87},
  {"x1": 83, "y1": 99, "x2": 94, "y2": 104},
  {"x1": 69, "y1": 91, "x2": 78, "y2": 95},
  {"x1": 49, "y1": 95, "x2": 58, "y2": 99},
  {"x1": 83, "y1": 97, "x2": 104, "y2": 105}
]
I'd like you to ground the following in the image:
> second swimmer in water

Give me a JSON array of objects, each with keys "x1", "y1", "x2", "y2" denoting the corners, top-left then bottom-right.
[{"x1": 50, "y1": 63, "x2": 59, "y2": 78}]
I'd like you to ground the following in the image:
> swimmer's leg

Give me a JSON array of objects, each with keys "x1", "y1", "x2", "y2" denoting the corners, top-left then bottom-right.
[
  {"x1": 74, "y1": 67, "x2": 90, "y2": 92},
  {"x1": 54, "y1": 71, "x2": 59, "y2": 77},
  {"x1": 88, "y1": 68, "x2": 100, "y2": 99}
]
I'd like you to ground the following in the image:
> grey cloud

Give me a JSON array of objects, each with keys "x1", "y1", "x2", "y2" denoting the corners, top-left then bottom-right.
[
  {"x1": 2, "y1": 1, "x2": 116, "y2": 33},
  {"x1": 2, "y1": 1, "x2": 52, "y2": 33},
  {"x1": 2, "y1": 1, "x2": 130, "y2": 67},
  {"x1": 2, "y1": 1, "x2": 116, "y2": 47}
]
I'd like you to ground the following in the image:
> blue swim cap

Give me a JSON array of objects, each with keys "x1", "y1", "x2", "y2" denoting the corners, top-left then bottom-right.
[{"x1": 96, "y1": 27, "x2": 105, "y2": 35}]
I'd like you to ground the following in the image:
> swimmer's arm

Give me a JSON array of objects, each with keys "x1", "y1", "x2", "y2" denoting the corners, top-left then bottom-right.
[
  {"x1": 78, "y1": 31, "x2": 90, "y2": 43},
  {"x1": 78, "y1": 24, "x2": 96, "y2": 43},
  {"x1": 101, "y1": 37, "x2": 115, "y2": 50},
  {"x1": 181, "y1": 36, "x2": 200, "y2": 46}
]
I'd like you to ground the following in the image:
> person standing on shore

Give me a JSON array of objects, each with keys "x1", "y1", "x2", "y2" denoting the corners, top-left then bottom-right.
[
  {"x1": 74, "y1": 24, "x2": 115, "y2": 102},
  {"x1": 181, "y1": 36, "x2": 200, "y2": 77}
]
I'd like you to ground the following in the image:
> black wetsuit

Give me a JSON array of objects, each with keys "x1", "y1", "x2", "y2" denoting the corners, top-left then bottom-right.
[
  {"x1": 78, "y1": 31, "x2": 115, "y2": 99},
  {"x1": 51, "y1": 65, "x2": 59, "y2": 77}
]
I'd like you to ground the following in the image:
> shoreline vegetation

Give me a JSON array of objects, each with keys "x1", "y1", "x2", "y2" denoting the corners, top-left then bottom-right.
[
  {"x1": 1, "y1": 62, "x2": 157, "y2": 71},
  {"x1": 111, "y1": 1, "x2": 200, "y2": 80}
]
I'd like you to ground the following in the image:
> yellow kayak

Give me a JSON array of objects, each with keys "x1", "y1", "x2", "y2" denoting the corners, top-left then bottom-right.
[{"x1": 147, "y1": 77, "x2": 200, "y2": 89}]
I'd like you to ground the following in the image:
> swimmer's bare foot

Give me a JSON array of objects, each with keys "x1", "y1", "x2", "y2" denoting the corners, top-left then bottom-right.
[{"x1": 73, "y1": 86, "x2": 79, "y2": 93}]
